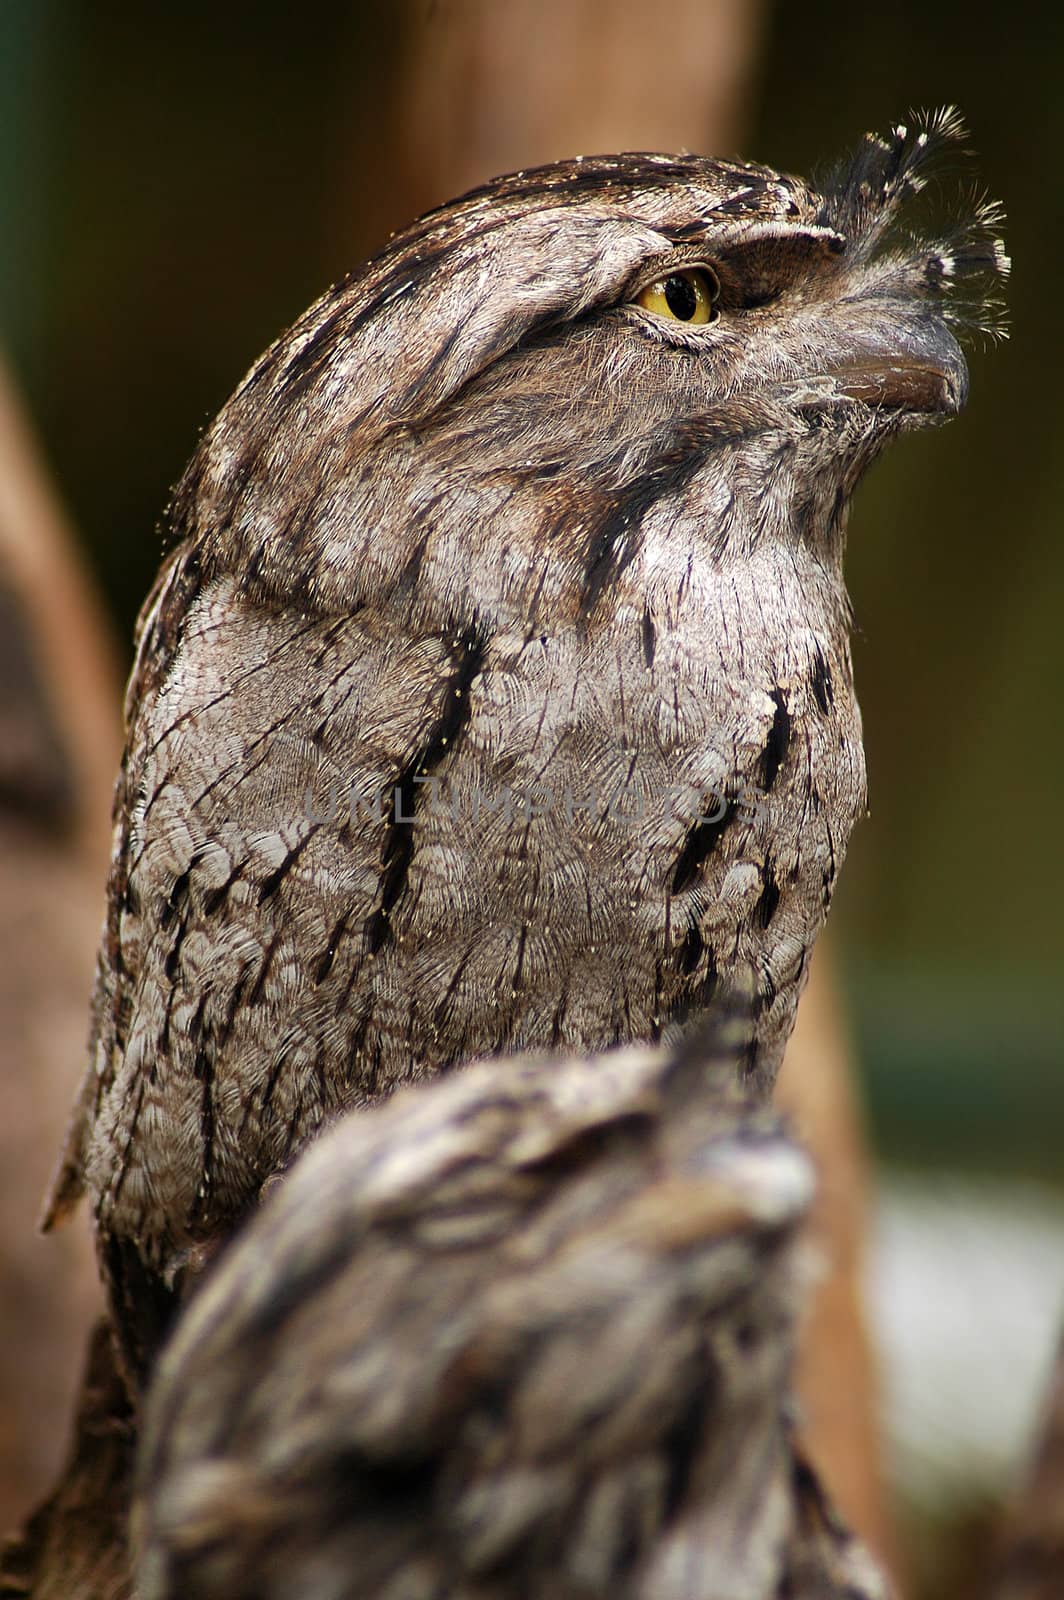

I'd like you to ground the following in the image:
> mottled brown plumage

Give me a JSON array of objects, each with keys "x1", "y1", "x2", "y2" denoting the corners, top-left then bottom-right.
[
  {"x1": 134, "y1": 1012, "x2": 890, "y2": 1600},
  {"x1": 45, "y1": 110, "x2": 1006, "y2": 1379}
]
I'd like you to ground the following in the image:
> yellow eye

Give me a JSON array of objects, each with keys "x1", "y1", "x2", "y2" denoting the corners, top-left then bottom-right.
[{"x1": 635, "y1": 267, "x2": 718, "y2": 325}]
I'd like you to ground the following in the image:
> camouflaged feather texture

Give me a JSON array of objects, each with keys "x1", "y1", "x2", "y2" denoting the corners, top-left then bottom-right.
[
  {"x1": 46, "y1": 110, "x2": 1007, "y2": 1376},
  {"x1": 134, "y1": 1017, "x2": 891, "y2": 1600}
]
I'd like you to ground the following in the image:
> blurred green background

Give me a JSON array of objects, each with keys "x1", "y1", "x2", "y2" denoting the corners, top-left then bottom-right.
[{"x1": 3, "y1": 0, "x2": 1059, "y2": 1174}]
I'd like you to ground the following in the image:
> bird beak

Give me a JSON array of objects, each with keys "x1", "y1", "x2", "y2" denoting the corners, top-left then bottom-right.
[{"x1": 830, "y1": 316, "x2": 969, "y2": 416}]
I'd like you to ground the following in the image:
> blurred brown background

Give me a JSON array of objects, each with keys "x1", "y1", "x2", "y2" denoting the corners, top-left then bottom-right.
[{"x1": 1, "y1": 3, "x2": 1061, "y2": 1596}]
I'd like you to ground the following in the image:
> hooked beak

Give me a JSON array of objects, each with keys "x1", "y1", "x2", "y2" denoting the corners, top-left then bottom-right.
[{"x1": 831, "y1": 315, "x2": 969, "y2": 416}]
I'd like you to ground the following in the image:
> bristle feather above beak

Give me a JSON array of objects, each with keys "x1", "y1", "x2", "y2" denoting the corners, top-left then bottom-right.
[{"x1": 818, "y1": 108, "x2": 1009, "y2": 342}]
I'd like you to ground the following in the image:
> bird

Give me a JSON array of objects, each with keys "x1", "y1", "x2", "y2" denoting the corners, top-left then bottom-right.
[
  {"x1": 132, "y1": 1008, "x2": 891, "y2": 1600},
  {"x1": 44, "y1": 109, "x2": 1007, "y2": 1383}
]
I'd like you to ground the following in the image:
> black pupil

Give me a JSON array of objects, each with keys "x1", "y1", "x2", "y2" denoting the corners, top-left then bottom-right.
[{"x1": 664, "y1": 274, "x2": 699, "y2": 320}]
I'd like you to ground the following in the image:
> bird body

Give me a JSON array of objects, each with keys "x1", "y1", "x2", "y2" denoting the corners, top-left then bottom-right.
[
  {"x1": 134, "y1": 1018, "x2": 890, "y2": 1600},
  {"x1": 45, "y1": 115, "x2": 1007, "y2": 1374}
]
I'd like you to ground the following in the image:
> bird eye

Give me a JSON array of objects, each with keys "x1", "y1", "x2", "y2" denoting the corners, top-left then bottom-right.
[{"x1": 635, "y1": 267, "x2": 719, "y2": 325}]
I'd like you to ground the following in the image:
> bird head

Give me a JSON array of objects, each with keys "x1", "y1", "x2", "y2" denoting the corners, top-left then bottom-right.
[{"x1": 184, "y1": 109, "x2": 1007, "y2": 626}]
